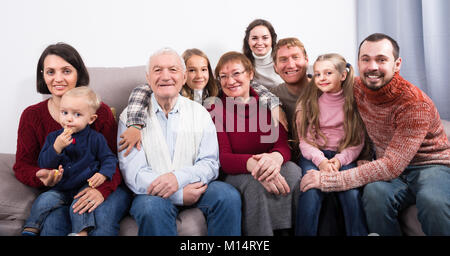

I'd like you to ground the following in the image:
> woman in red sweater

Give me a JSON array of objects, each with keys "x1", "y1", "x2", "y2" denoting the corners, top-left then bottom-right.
[
  {"x1": 14, "y1": 43, "x2": 131, "y2": 236},
  {"x1": 209, "y1": 51, "x2": 302, "y2": 235}
]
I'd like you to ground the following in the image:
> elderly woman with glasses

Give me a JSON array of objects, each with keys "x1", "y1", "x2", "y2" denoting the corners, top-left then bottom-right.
[{"x1": 208, "y1": 51, "x2": 302, "y2": 236}]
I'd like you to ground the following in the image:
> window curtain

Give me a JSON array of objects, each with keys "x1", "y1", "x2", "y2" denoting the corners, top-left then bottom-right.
[{"x1": 357, "y1": 0, "x2": 450, "y2": 120}]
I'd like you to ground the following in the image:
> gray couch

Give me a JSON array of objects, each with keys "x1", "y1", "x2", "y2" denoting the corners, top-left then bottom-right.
[
  {"x1": 0, "y1": 66, "x2": 206, "y2": 236},
  {"x1": 1, "y1": 65, "x2": 449, "y2": 236}
]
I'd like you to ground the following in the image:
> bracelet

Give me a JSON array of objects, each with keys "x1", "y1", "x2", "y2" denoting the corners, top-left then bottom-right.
[{"x1": 129, "y1": 124, "x2": 142, "y2": 130}]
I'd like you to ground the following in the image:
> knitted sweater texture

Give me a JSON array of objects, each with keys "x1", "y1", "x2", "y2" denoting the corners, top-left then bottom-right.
[
  {"x1": 320, "y1": 73, "x2": 450, "y2": 191},
  {"x1": 13, "y1": 99, "x2": 122, "y2": 199}
]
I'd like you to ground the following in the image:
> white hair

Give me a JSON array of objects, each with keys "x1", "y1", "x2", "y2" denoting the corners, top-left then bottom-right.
[{"x1": 146, "y1": 47, "x2": 186, "y2": 74}]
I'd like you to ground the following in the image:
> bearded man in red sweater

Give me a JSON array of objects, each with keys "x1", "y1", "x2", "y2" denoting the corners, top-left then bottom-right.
[{"x1": 300, "y1": 33, "x2": 450, "y2": 235}]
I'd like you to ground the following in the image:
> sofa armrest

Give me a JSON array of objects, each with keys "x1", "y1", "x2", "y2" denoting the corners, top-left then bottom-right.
[{"x1": 0, "y1": 153, "x2": 40, "y2": 235}]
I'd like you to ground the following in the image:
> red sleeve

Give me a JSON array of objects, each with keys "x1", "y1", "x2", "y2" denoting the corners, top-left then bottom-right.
[
  {"x1": 269, "y1": 124, "x2": 291, "y2": 164},
  {"x1": 209, "y1": 103, "x2": 252, "y2": 175},
  {"x1": 91, "y1": 102, "x2": 122, "y2": 199},
  {"x1": 13, "y1": 106, "x2": 45, "y2": 187},
  {"x1": 216, "y1": 129, "x2": 253, "y2": 175}
]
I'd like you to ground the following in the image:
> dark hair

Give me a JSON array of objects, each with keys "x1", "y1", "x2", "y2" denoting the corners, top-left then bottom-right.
[
  {"x1": 358, "y1": 33, "x2": 400, "y2": 60},
  {"x1": 243, "y1": 19, "x2": 277, "y2": 65},
  {"x1": 36, "y1": 42, "x2": 89, "y2": 94}
]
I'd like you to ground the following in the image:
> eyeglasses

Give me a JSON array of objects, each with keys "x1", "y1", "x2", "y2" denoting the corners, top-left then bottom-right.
[{"x1": 218, "y1": 70, "x2": 246, "y2": 82}]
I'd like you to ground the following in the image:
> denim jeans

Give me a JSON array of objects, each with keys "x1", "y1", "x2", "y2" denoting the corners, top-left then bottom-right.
[
  {"x1": 130, "y1": 181, "x2": 242, "y2": 236},
  {"x1": 295, "y1": 150, "x2": 368, "y2": 236},
  {"x1": 362, "y1": 164, "x2": 450, "y2": 235},
  {"x1": 24, "y1": 186, "x2": 95, "y2": 234},
  {"x1": 37, "y1": 185, "x2": 131, "y2": 236}
]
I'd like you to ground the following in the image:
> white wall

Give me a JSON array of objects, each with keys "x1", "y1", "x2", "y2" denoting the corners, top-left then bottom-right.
[{"x1": 0, "y1": 0, "x2": 356, "y2": 154}]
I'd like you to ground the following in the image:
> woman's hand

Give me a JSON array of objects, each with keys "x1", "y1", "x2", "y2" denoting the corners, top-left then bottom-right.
[
  {"x1": 72, "y1": 187, "x2": 105, "y2": 214},
  {"x1": 300, "y1": 169, "x2": 321, "y2": 192},
  {"x1": 118, "y1": 125, "x2": 142, "y2": 157},
  {"x1": 36, "y1": 165, "x2": 64, "y2": 187},
  {"x1": 260, "y1": 174, "x2": 290, "y2": 196},
  {"x1": 271, "y1": 106, "x2": 288, "y2": 132},
  {"x1": 250, "y1": 152, "x2": 283, "y2": 182}
]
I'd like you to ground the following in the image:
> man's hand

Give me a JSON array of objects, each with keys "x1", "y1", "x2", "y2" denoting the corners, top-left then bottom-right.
[
  {"x1": 183, "y1": 182, "x2": 208, "y2": 206},
  {"x1": 300, "y1": 169, "x2": 321, "y2": 192},
  {"x1": 147, "y1": 173, "x2": 179, "y2": 198}
]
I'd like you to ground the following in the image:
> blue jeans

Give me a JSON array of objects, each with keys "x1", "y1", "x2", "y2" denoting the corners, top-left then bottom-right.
[
  {"x1": 362, "y1": 164, "x2": 450, "y2": 235},
  {"x1": 295, "y1": 150, "x2": 368, "y2": 236},
  {"x1": 38, "y1": 185, "x2": 131, "y2": 236},
  {"x1": 130, "y1": 181, "x2": 242, "y2": 236},
  {"x1": 24, "y1": 186, "x2": 95, "y2": 234}
]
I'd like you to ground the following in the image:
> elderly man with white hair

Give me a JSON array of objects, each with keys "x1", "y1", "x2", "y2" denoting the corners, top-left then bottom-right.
[{"x1": 117, "y1": 48, "x2": 241, "y2": 236}]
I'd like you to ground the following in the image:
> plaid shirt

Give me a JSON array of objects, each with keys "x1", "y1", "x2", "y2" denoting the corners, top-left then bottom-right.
[{"x1": 126, "y1": 82, "x2": 281, "y2": 127}]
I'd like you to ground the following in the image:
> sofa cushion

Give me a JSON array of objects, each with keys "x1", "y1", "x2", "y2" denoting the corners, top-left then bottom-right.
[
  {"x1": 119, "y1": 208, "x2": 207, "y2": 236},
  {"x1": 0, "y1": 153, "x2": 40, "y2": 235},
  {"x1": 88, "y1": 66, "x2": 147, "y2": 120}
]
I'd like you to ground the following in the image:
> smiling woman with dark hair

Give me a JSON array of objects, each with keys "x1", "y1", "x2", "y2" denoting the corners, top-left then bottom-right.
[{"x1": 14, "y1": 42, "x2": 131, "y2": 236}]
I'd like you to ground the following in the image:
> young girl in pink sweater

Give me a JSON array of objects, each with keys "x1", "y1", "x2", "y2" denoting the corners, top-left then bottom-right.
[{"x1": 294, "y1": 53, "x2": 368, "y2": 236}]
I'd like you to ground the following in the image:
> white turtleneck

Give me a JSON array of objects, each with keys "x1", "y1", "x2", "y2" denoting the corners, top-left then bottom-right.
[
  {"x1": 193, "y1": 89, "x2": 203, "y2": 104},
  {"x1": 252, "y1": 48, "x2": 284, "y2": 89}
]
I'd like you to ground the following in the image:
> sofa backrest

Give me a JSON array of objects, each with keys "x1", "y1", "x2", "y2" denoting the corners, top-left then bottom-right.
[{"x1": 88, "y1": 66, "x2": 147, "y2": 120}]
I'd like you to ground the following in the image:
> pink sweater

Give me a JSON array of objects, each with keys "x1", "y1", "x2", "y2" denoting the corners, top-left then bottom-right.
[{"x1": 299, "y1": 90, "x2": 364, "y2": 167}]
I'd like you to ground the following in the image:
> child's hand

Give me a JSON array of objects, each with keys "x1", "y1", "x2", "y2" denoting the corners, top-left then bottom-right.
[
  {"x1": 329, "y1": 158, "x2": 341, "y2": 171},
  {"x1": 87, "y1": 173, "x2": 107, "y2": 188},
  {"x1": 318, "y1": 159, "x2": 338, "y2": 172},
  {"x1": 53, "y1": 128, "x2": 73, "y2": 154},
  {"x1": 36, "y1": 165, "x2": 64, "y2": 187},
  {"x1": 118, "y1": 125, "x2": 142, "y2": 157}
]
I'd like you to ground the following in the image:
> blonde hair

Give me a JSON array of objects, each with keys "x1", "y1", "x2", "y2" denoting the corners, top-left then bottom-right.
[
  {"x1": 296, "y1": 53, "x2": 365, "y2": 152},
  {"x1": 63, "y1": 86, "x2": 101, "y2": 113},
  {"x1": 272, "y1": 37, "x2": 308, "y2": 63}
]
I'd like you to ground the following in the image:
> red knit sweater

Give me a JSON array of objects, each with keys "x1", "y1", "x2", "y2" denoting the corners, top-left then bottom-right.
[
  {"x1": 209, "y1": 88, "x2": 291, "y2": 175},
  {"x1": 13, "y1": 99, "x2": 122, "y2": 199},
  {"x1": 320, "y1": 73, "x2": 450, "y2": 191}
]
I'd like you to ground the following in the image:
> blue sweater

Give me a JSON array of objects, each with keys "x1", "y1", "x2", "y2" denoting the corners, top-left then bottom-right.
[{"x1": 38, "y1": 126, "x2": 117, "y2": 191}]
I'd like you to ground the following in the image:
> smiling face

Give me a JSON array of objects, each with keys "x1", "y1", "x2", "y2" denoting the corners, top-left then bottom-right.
[
  {"x1": 358, "y1": 39, "x2": 402, "y2": 90},
  {"x1": 218, "y1": 61, "x2": 253, "y2": 100},
  {"x1": 43, "y1": 55, "x2": 78, "y2": 97},
  {"x1": 185, "y1": 55, "x2": 209, "y2": 90},
  {"x1": 274, "y1": 45, "x2": 309, "y2": 85},
  {"x1": 313, "y1": 60, "x2": 346, "y2": 93},
  {"x1": 146, "y1": 52, "x2": 186, "y2": 100},
  {"x1": 248, "y1": 25, "x2": 272, "y2": 57}
]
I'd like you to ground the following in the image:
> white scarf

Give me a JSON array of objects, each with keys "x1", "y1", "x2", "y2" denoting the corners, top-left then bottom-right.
[{"x1": 121, "y1": 96, "x2": 205, "y2": 174}]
